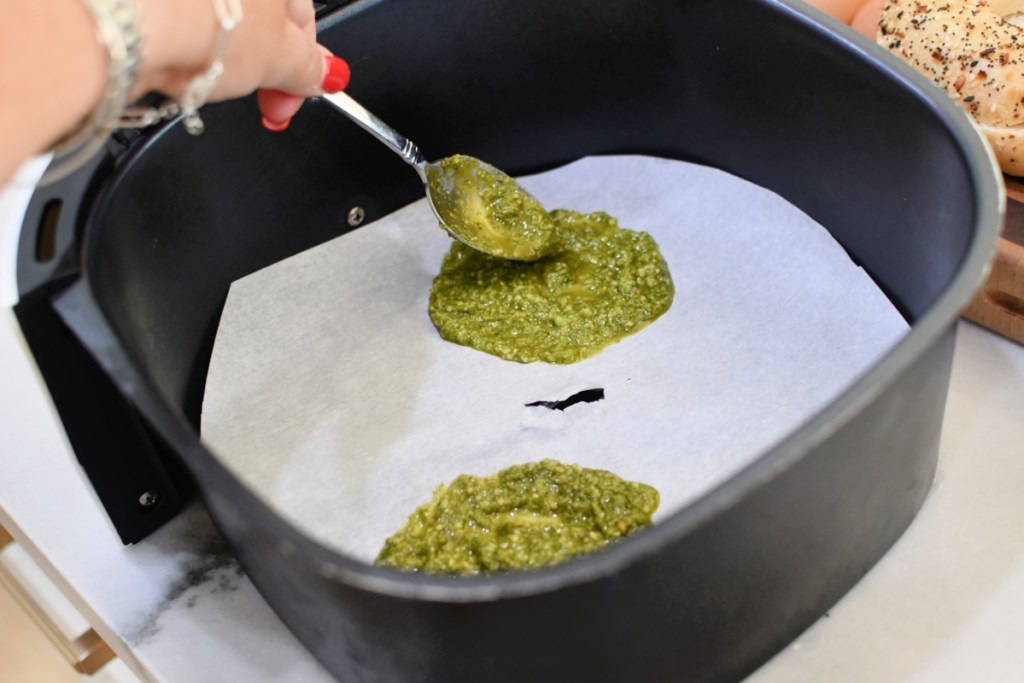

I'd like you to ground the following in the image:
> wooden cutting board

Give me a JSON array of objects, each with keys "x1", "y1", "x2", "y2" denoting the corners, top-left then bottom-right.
[{"x1": 963, "y1": 177, "x2": 1024, "y2": 344}]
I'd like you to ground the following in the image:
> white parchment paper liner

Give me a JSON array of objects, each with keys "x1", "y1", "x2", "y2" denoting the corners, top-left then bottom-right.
[{"x1": 202, "y1": 155, "x2": 908, "y2": 563}]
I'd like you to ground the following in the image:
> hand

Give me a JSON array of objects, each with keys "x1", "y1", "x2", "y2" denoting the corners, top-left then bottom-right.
[
  {"x1": 1, "y1": 0, "x2": 348, "y2": 186},
  {"x1": 135, "y1": 0, "x2": 349, "y2": 128},
  {"x1": 851, "y1": 0, "x2": 887, "y2": 38},
  {"x1": 801, "y1": 0, "x2": 886, "y2": 38}
]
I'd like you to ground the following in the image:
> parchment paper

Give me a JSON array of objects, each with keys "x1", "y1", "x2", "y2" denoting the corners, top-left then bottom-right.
[{"x1": 201, "y1": 155, "x2": 909, "y2": 563}]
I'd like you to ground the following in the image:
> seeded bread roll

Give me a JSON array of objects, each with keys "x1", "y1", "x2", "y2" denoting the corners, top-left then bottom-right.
[{"x1": 878, "y1": 0, "x2": 1024, "y2": 175}]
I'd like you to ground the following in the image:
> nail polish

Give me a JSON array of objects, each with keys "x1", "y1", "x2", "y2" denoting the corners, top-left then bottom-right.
[{"x1": 322, "y1": 55, "x2": 351, "y2": 93}]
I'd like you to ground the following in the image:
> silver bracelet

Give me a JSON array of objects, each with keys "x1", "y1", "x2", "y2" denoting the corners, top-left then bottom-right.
[
  {"x1": 121, "y1": 0, "x2": 243, "y2": 136},
  {"x1": 44, "y1": 0, "x2": 142, "y2": 184},
  {"x1": 43, "y1": 0, "x2": 243, "y2": 184}
]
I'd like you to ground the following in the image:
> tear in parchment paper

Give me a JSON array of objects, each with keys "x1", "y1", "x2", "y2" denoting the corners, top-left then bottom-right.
[{"x1": 201, "y1": 155, "x2": 908, "y2": 563}]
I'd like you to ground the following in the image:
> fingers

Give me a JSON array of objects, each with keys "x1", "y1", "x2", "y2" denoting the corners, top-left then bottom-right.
[
  {"x1": 137, "y1": 0, "x2": 351, "y2": 133},
  {"x1": 803, "y1": 0, "x2": 863, "y2": 23},
  {"x1": 261, "y1": 20, "x2": 329, "y2": 96},
  {"x1": 252, "y1": 0, "x2": 352, "y2": 133},
  {"x1": 250, "y1": 4, "x2": 327, "y2": 132},
  {"x1": 322, "y1": 55, "x2": 351, "y2": 92},
  {"x1": 258, "y1": 0, "x2": 320, "y2": 105},
  {"x1": 285, "y1": 0, "x2": 316, "y2": 36},
  {"x1": 851, "y1": 0, "x2": 886, "y2": 38},
  {"x1": 258, "y1": 53, "x2": 350, "y2": 131}
]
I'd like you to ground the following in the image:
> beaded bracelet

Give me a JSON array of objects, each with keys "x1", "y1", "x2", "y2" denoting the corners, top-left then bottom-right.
[
  {"x1": 45, "y1": 0, "x2": 142, "y2": 183},
  {"x1": 44, "y1": 0, "x2": 243, "y2": 183},
  {"x1": 122, "y1": 0, "x2": 244, "y2": 135}
]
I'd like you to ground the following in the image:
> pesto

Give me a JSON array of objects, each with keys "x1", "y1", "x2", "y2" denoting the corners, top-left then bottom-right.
[
  {"x1": 376, "y1": 460, "x2": 660, "y2": 574},
  {"x1": 425, "y1": 154, "x2": 556, "y2": 261},
  {"x1": 429, "y1": 209, "x2": 674, "y2": 364}
]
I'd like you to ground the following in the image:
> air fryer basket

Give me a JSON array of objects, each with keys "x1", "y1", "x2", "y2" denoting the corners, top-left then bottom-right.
[{"x1": 15, "y1": 0, "x2": 1001, "y2": 681}]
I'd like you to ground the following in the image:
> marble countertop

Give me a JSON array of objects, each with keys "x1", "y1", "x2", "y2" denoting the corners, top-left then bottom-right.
[{"x1": 2, "y1": 177, "x2": 1023, "y2": 681}]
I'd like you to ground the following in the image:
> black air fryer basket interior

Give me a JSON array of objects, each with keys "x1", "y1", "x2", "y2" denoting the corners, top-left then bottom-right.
[{"x1": 14, "y1": 1, "x2": 1001, "y2": 681}]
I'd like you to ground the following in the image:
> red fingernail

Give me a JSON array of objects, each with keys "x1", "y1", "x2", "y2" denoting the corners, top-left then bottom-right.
[
  {"x1": 261, "y1": 115, "x2": 291, "y2": 132},
  {"x1": 322, "y1": 55, "x2": 350, "y2": 93}
]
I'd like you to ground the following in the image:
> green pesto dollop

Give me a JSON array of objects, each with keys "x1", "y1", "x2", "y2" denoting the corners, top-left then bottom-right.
[
  {"x1": 429, "y1": 209, "x2": 674, "y2": 364},
  {"x1": 425, "y1": 154, "x2": 556, "y2": 261},
  {"x1": 375, "y1": 459, "x2": 660, "y2": 575}
]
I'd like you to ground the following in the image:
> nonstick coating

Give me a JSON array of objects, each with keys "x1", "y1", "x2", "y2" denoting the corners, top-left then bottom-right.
[{"x1": 31, "y1": 0, "x2": 999, "y2": 681}]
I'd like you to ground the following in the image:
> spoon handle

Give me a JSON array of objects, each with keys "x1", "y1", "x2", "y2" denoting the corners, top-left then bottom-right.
[{"x1": 321, "y1": 91, "x2": 427, "y2": 181}]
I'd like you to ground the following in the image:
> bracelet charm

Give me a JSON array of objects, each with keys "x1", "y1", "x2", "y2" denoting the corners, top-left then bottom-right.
[
  {"x1": 43, "y1": 0, "x2": 243, "y2": 183},
  {"x1": 124, "y1": 0, "x2": 243, "y2": 136}
]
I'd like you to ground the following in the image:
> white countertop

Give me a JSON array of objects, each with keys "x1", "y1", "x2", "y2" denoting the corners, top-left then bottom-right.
[{"x1": 2, "y1": 175, "x2": 1023, "y2": 681}]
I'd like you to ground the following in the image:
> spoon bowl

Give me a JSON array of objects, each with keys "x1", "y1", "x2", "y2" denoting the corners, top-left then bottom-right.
[{"x1": 322, "y1": 91, "x2": 554, "y2": 261}]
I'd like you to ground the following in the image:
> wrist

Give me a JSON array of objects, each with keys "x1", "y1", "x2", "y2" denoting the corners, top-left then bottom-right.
[
  {"x1": 132, "y1": 0, "x2": 221, "y2": 99},
  {"x1": 21, "y1": 0, "x2": 109, "y2": 147}
]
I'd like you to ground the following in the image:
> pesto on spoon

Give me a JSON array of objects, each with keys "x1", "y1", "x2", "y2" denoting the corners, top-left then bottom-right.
[{"x1": 322, "y1": 92, "x2": 555, "y2": 261}]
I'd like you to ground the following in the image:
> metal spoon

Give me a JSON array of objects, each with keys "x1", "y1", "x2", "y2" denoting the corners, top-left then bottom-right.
[{"x1": 321, "y1": 91, "x2": 554, "y2": 261}]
